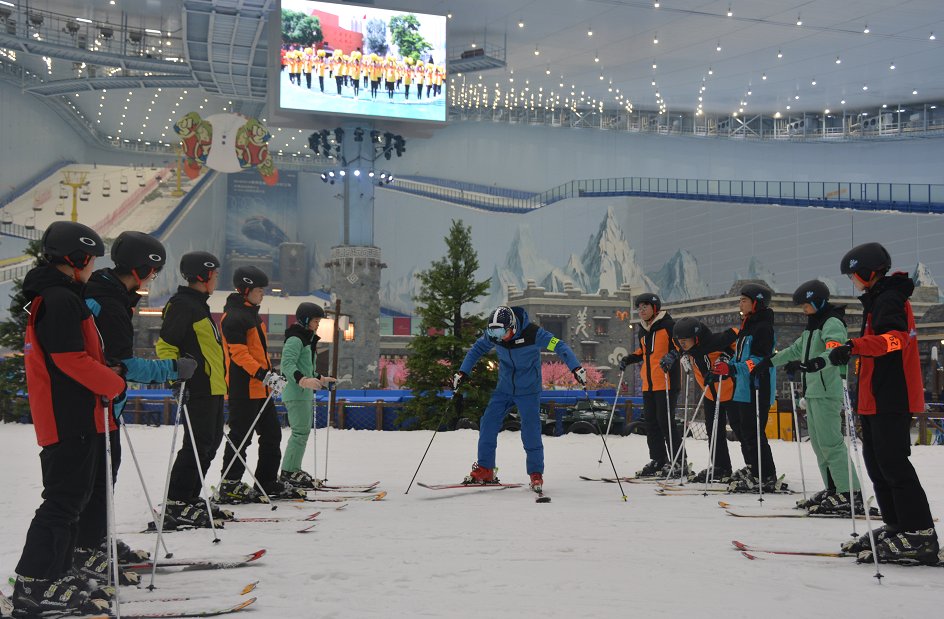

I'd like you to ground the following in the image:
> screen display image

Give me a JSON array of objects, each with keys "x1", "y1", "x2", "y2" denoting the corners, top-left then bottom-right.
[{"x1": 279, "y1": 1, "x2": 447, "y2": 122}]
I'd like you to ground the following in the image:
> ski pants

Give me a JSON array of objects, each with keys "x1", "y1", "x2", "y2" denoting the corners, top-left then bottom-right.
[
  {"x1": 731, "y1": 382, "x2": 776, "y2": 479},
  {"x1": 642, "y1": 390, "x2": 680, "y2": 465},
  {"x1": 222, "y1": 397, "x2": 282, "y2": 492},
  {"x1": 477, "y1": 391, "x2": 543, "y2": 474},
  {"x1": 705, "y1": 398, "x2": 733, "y2": 474},
  {"x1": 304, "y1": 72, "x2": 312, "y2": 89},
  {"x1": 805, "y1": 395, "x2": 858, "y2": 493},
  {"x1": 281, "y1": 399, "x2": 313, "y2": 473},
  {"x1": 318, "y1": 76, "x2": 324, "y2": 92},
  {"x1": 168, "y1": 395, "x2": 224, "y2": 502},
  {"x1": 16, "y1": 435, "x2": 98, "y2": 579},
  {"x1": 860, "y1": 412, "x2": 934, "y2": 531},
  {"x1": 75, "y1": 430, "x2": 121, "y2": 549}
]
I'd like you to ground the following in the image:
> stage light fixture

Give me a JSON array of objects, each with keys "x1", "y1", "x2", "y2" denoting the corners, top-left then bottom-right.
[{"x1": 353, "y1": 127, "x2": 364, "y2": 142}]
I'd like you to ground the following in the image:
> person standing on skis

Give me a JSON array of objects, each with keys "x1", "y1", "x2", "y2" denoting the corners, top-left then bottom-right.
[
  {"x1": 619, "y1": 293, "x2": 683, "y2": 478},
  {"x1": 829, "y1": 242, "x2": 938, "y2": 564},
  {"x1": 453, "y1": 306, "x2": 585, "y2": 493}
]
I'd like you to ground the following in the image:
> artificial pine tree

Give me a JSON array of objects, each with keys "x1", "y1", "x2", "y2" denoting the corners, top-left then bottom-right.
[
  {"x1": 403, "y1": 220, "x2": 496, "y2": 429},
  {"x1": 0, "y1": 240, "x2": 41, "y2": 421}
]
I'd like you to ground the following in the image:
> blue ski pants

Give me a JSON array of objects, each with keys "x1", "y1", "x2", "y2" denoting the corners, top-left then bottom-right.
[{"x1": 477, "y1": 391, "x2": 543, "y2": 474}]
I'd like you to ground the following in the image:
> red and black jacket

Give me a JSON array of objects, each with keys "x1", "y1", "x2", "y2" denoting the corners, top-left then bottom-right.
[
  {"x1": 851, "y1": 272, "x2": 924, "y2": 415},
  {"x1": 23, "y1": 265, "x2": 127, "y2": 447}
]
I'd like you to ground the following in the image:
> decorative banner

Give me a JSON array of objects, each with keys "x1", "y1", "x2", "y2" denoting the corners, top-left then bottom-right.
[
  {"x1": 226, "y1": 169, "x2": 298, "y2": 256},
  {"x1": 174, "y1": 112, "x2": 279, "y2": 185}
]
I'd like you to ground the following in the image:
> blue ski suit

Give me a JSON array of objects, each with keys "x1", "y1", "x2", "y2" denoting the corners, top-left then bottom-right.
[{"x1": 459, "y1": 307, "x2": 580, "y2": 474}]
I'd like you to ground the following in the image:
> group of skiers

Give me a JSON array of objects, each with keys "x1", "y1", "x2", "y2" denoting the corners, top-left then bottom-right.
[
  {"x1": 281, "y1": 45, "x2": 445, "y2": 101},
  {"x1": 454, "y1": 241, "x2": 938, "y2": 566},
  {"x1": 12, "y1": 222, "x2": 334, "y2": 616},
  {"x1": 618, "y1": 241, "x2": 938, "y2": 565}
]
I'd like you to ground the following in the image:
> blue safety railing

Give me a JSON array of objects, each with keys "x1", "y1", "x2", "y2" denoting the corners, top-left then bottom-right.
[{"x1": 389, "y1": 175, "x2": 944, "y2": 215}]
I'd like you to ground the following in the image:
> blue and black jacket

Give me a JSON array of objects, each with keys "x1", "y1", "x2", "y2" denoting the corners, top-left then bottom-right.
[
  {"x1": 730, "y1": 307, "x2": 776, "y2": 406},
  {"x1": 85, "y1": 268, "x2": 178, "y2": 417},
  {"x1": 459, "y1": 306, "x2": 580, "y2": 396}
]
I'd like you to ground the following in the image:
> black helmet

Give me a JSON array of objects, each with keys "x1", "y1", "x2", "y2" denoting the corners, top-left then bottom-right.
[
  {"x1": 740, "y1": 283, "x2": 772, "y2": 311},
  {"x1": 41, "y1": 221, "x2": 105, "y2": 268},
  {"x1": 180, "y1": 251, "x2": 220, "y2": 283},
  {"x1": 296, "y1": 302, "x2": 325, "y2": 326},
  {"x1": 486, "y1": 306, "x2": 517, "y2": 343},
  {"x1": 111, "y1": 231, "x2": 165, "y2": 279},
  {"x1": 840, "y1": 242, "x2": 892, "y2": 284},
  {"x1": 635, "y1": 293, "x2": 661, "y2": 312},
  {"x1": 792, "y1": 280, "x2": 830, "y2": 308},
  {"x1": 673, "y1": 317, "x2": 705, "y2": 341},
  {"x1": 233, "y1": 265, "x2": 269, "y2": 292}
]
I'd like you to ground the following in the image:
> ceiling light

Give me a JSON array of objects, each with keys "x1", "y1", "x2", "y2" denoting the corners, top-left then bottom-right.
[
  {"x1": 708, "y1": 67, "x2": 713, "y2": 75},
  {"x1": 913, "y1": 89, "x2": 918, "y2": 95},
  {"x1": 716, "y1": 42, "x2": 722, "y2": 52},
  {"x1": 862, "y1": 84, "x2": 868, "y2": 90},
  {"x1": 594, "y1": 53, "x2": 599, "y2": 62},
  {"x1": 824, "y1": 109, "x2": 830, "y2": 114},
  {"x1": 889, "y1": 62, "x2": 895, "y2": 70},
  {"x1": 762, "y1": 73, "x2": 767, "y2": 80},
  {"x1": 796, "y1": 15, "x2": 802, "y2": 26},
  {"x1": 76, "y1": 17, "x2": 92, "y2": 24},
  {"x1": 518, "y1": 20, "x2": 524, "y2": 28},
  {"x1": 786, "y1": 105, "x2": 791, "y2": 110},
  {"x1": 811, "y1": 79, "x2": 816, "y2": 86},
  {"x1": 777, "y1": 50, "x2": 783, "y2": 59},
  {"x1": 654, "y1": 2, "x2": 660, "y2": 7},
  {"x1": 841, "y1": 100, "x2": 846, "y2": 104},
  {"x1": 145, "y1": 28, "x2": 161, "y2": 35},
  {"x1": 930, "y1": 33, "x2": 936, "y2": 40},
  {"x1": 652, "y1": 63, "x2": 657, "y2": 69},
  {"x1": 835, "y1": 56, "x2": 841, "y2": 64},
  {"x1": 727, "y1": 7, "x2": 733, "y2": 17},
  {"x1": 653, "y1": 33, "x2": 659, "y2": 44},
  {"x1": 534, "y1": 47, "x2": 540, "y2": 55},
  {"x1": 863, "y1": 25, "x2": 870, "y2": 34},
  {"x1": 587, "y1": 26, "x2": 593, "y2": 37},
  {"x1": 795, "y1": 95, "x2": 799, "y2": 100}
]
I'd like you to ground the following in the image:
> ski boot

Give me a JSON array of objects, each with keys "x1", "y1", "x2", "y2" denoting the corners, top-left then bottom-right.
[
  {"x1": 266, "y1": 480, "x2": 307, "y2": 500},
  {"x1": 858, "y1": 528, "x2": 940, "y2": 565},
  {"x1": 809, "y1": 491, "x2": 880, "y2": 517},
  {"x1": 691, "y1": 467, "x2": 732, "y2": 484},
  {"x1": 795, "y1": 488, "x2": 830, "y2": 510},
  {"x1": 11, "y1": 574, "x2": 109, "y2": 618},
  {"x1": 841, "y1": 524, "x2": 896, "y2": 554},
  {"x1": 635, "y1": 460, "x2": 665, "y2": 478},
  {"x1": 762, "y1": 475, "x2": 789, "y2": 493},
  {"x1": 661, "y1": 461, "x2": 692, "y2": 479},
  {"x1": 113, "y1": 538, "x2": 149, "y2": 564},
  {"x1": 281, "y1": 469, "x2": 319, "y2": 490},
  {"x1": 217, "y1": 480, "x2": 268, "y2": 504},
  {"x1": 729, "y1": 467, "x2": 753, "y2": 482},
  {"x1": 197, "y1": 499, "x2": 235, "y2": 521},
  {"x1": 163, "y1": 500, "x2": 220, "y2": 529},
  {"x1": 463, "y1": 462, "x2": 498, "y2": 485},
  {"x1": 73, "y1": 547, "x2": 140, "y2": 585},
  {"x1": 529, "y1": 473, "x2": 544, "y2": 494}
]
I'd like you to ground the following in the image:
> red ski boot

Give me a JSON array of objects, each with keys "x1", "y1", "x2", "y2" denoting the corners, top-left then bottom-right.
[
  {"x1": 529, "y1": 473, "x2": 544, "y2": 493},
  {"x1": 463, "y1": 463, "x2": 497, "y2": 485}
]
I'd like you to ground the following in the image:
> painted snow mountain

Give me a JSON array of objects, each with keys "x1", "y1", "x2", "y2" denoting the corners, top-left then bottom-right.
[
  {"x1": 380, "y1": 267, "x2": 423, "y2": 314},
  {"x1": 579, "y1": 207, "x2": 658, "y2": 295},
  {"x1": 914, "y1": 262, "x2": 938, "y2": 288},
  {"x1": 648, "y1": 249, "x2": 710, "y2": 301},
  {"x1": 736, "y1": 256, "x2": 778, "y2": 291}
]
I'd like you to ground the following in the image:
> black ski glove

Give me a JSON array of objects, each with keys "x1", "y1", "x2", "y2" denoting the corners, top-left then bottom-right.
[
  {"x1": 659, "y1": 349, "x2": 679, "y2": 372},
  {"x1": 828, "y1": 341, "x2": 853, "y2": 366},
  {"x1": 800, "y1": 357, "x2": 827, "y2": 373},
  {"x1": 176, "y1": 356, "x2": 198, "y2": 381},
  {"x1": 784, "y1": 360, "x2": 803, "y2": 375},
  {"x1": 619, "y1": 354, "x2": 642, "y2": 371}
]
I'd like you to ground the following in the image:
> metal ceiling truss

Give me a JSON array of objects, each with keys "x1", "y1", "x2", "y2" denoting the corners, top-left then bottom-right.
[{"x1": 184, "y1": 0, "x2": 273, "y2": 101}]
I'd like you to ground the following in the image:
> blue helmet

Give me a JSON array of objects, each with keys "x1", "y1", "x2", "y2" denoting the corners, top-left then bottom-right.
[{"x1": 486, "y1": 306, "x2": 517, "y2": 343}]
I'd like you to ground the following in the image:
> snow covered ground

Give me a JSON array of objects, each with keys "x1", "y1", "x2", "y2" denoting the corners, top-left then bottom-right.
[{"x1": 1, "y1": 422, "x2": 942, "y2": 619}]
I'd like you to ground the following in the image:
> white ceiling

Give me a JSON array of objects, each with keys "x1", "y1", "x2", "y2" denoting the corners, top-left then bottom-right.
[{"x1": 6, "y1": 0, "x2": 944, "y2": 156}]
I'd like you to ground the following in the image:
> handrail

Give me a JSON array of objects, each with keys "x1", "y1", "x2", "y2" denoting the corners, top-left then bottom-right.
[{"x1": 387, "y1": 175, "x2": 944, "y2": 215}]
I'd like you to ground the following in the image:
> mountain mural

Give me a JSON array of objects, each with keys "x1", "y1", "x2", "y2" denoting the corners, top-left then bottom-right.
[
  {"x1": 648, "y1": 249, "x2": 709, "y2": 301},
  {"x1": 580, "y1": 207, "x2": 658, "y2": 295}
]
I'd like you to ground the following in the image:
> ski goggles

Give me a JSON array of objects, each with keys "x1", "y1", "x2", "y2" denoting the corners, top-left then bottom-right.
[{"x1": 487, "y1": 326, "x2": 511, "y2": 340}]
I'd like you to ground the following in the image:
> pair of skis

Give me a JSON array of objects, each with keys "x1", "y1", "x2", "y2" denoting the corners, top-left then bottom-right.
[
  {"x1": 0, "y1": 588, "x2": 256, "y2": 618},
  {"x1": 139, "y1": 511, "x2": 321, "y2": 533},
  {"x1": 417, "y1": 482, "x2": 551, "y2": 503},
  {"x1": 732, "y1": 540, "x2": 944, "y2": 567}
]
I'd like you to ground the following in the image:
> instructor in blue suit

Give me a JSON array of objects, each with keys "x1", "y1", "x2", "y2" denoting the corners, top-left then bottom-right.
[{"x1": 453, "y1": 306, "x2": 585, "y2": 493}]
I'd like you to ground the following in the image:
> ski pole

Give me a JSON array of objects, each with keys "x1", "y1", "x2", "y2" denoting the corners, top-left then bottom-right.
[
  {"x1": 182, "y1": 403, "x2": 225, "y2": 530},
  {"x1": 597, "y1": 369, "x2": 625, "y2": 465},
  {"x1": 842, "y1": 379, "x2": 883, "y2": 583},
  {"x1": 324, "y1": 381, "x2": 335, "y2": 482},
  {"x1": 219, "y1": 391, "x2": 275, "y2": 483},
  {"x1": 704, "y1": 381, "x2": 723, "y2": 497},
  {"x1": 584, "y1": 389, "x2": 628, "y2": 502},
  {"x1": 755, "y1": 382, "x2": 764, "y2": 505},
  {"x1": 844, "y1": 384, "x2": 858, "y2": 539},
  {"x1": 103, "y1": 401, "x2": 122, "y2": 619},
  {"x1": 664, "y1": 372, "x2": 674, "y2": 475},
  {"x1": 663, "y1": 381, "x2": 709, "y2": 486},
  {"x1": 149, "y1": 384, "x2": 186, "y2": 591},
  {"x1": 678, "y1": 372, "x2": 691, "y2": 483},
  {"x1": 312, "y1": 398, "x2": 319, "y2": 485},
  {"x1": 787, "y1": 379, "x2": 807, "y2": 502},
  {"x1": 221, "y1": 432, "x2": 275, "y2": 508},
  {"x1": 120, "y1": 421, "x2": 172, "y2": 558},
  {"x1": 405, "y1": 392, "x2": 456, "y2": 494}
]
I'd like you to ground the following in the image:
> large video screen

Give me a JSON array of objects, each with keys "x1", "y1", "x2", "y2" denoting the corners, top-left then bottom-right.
[{"x1": 279, "y1": 1, "x2": 447, "y2": 122}]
